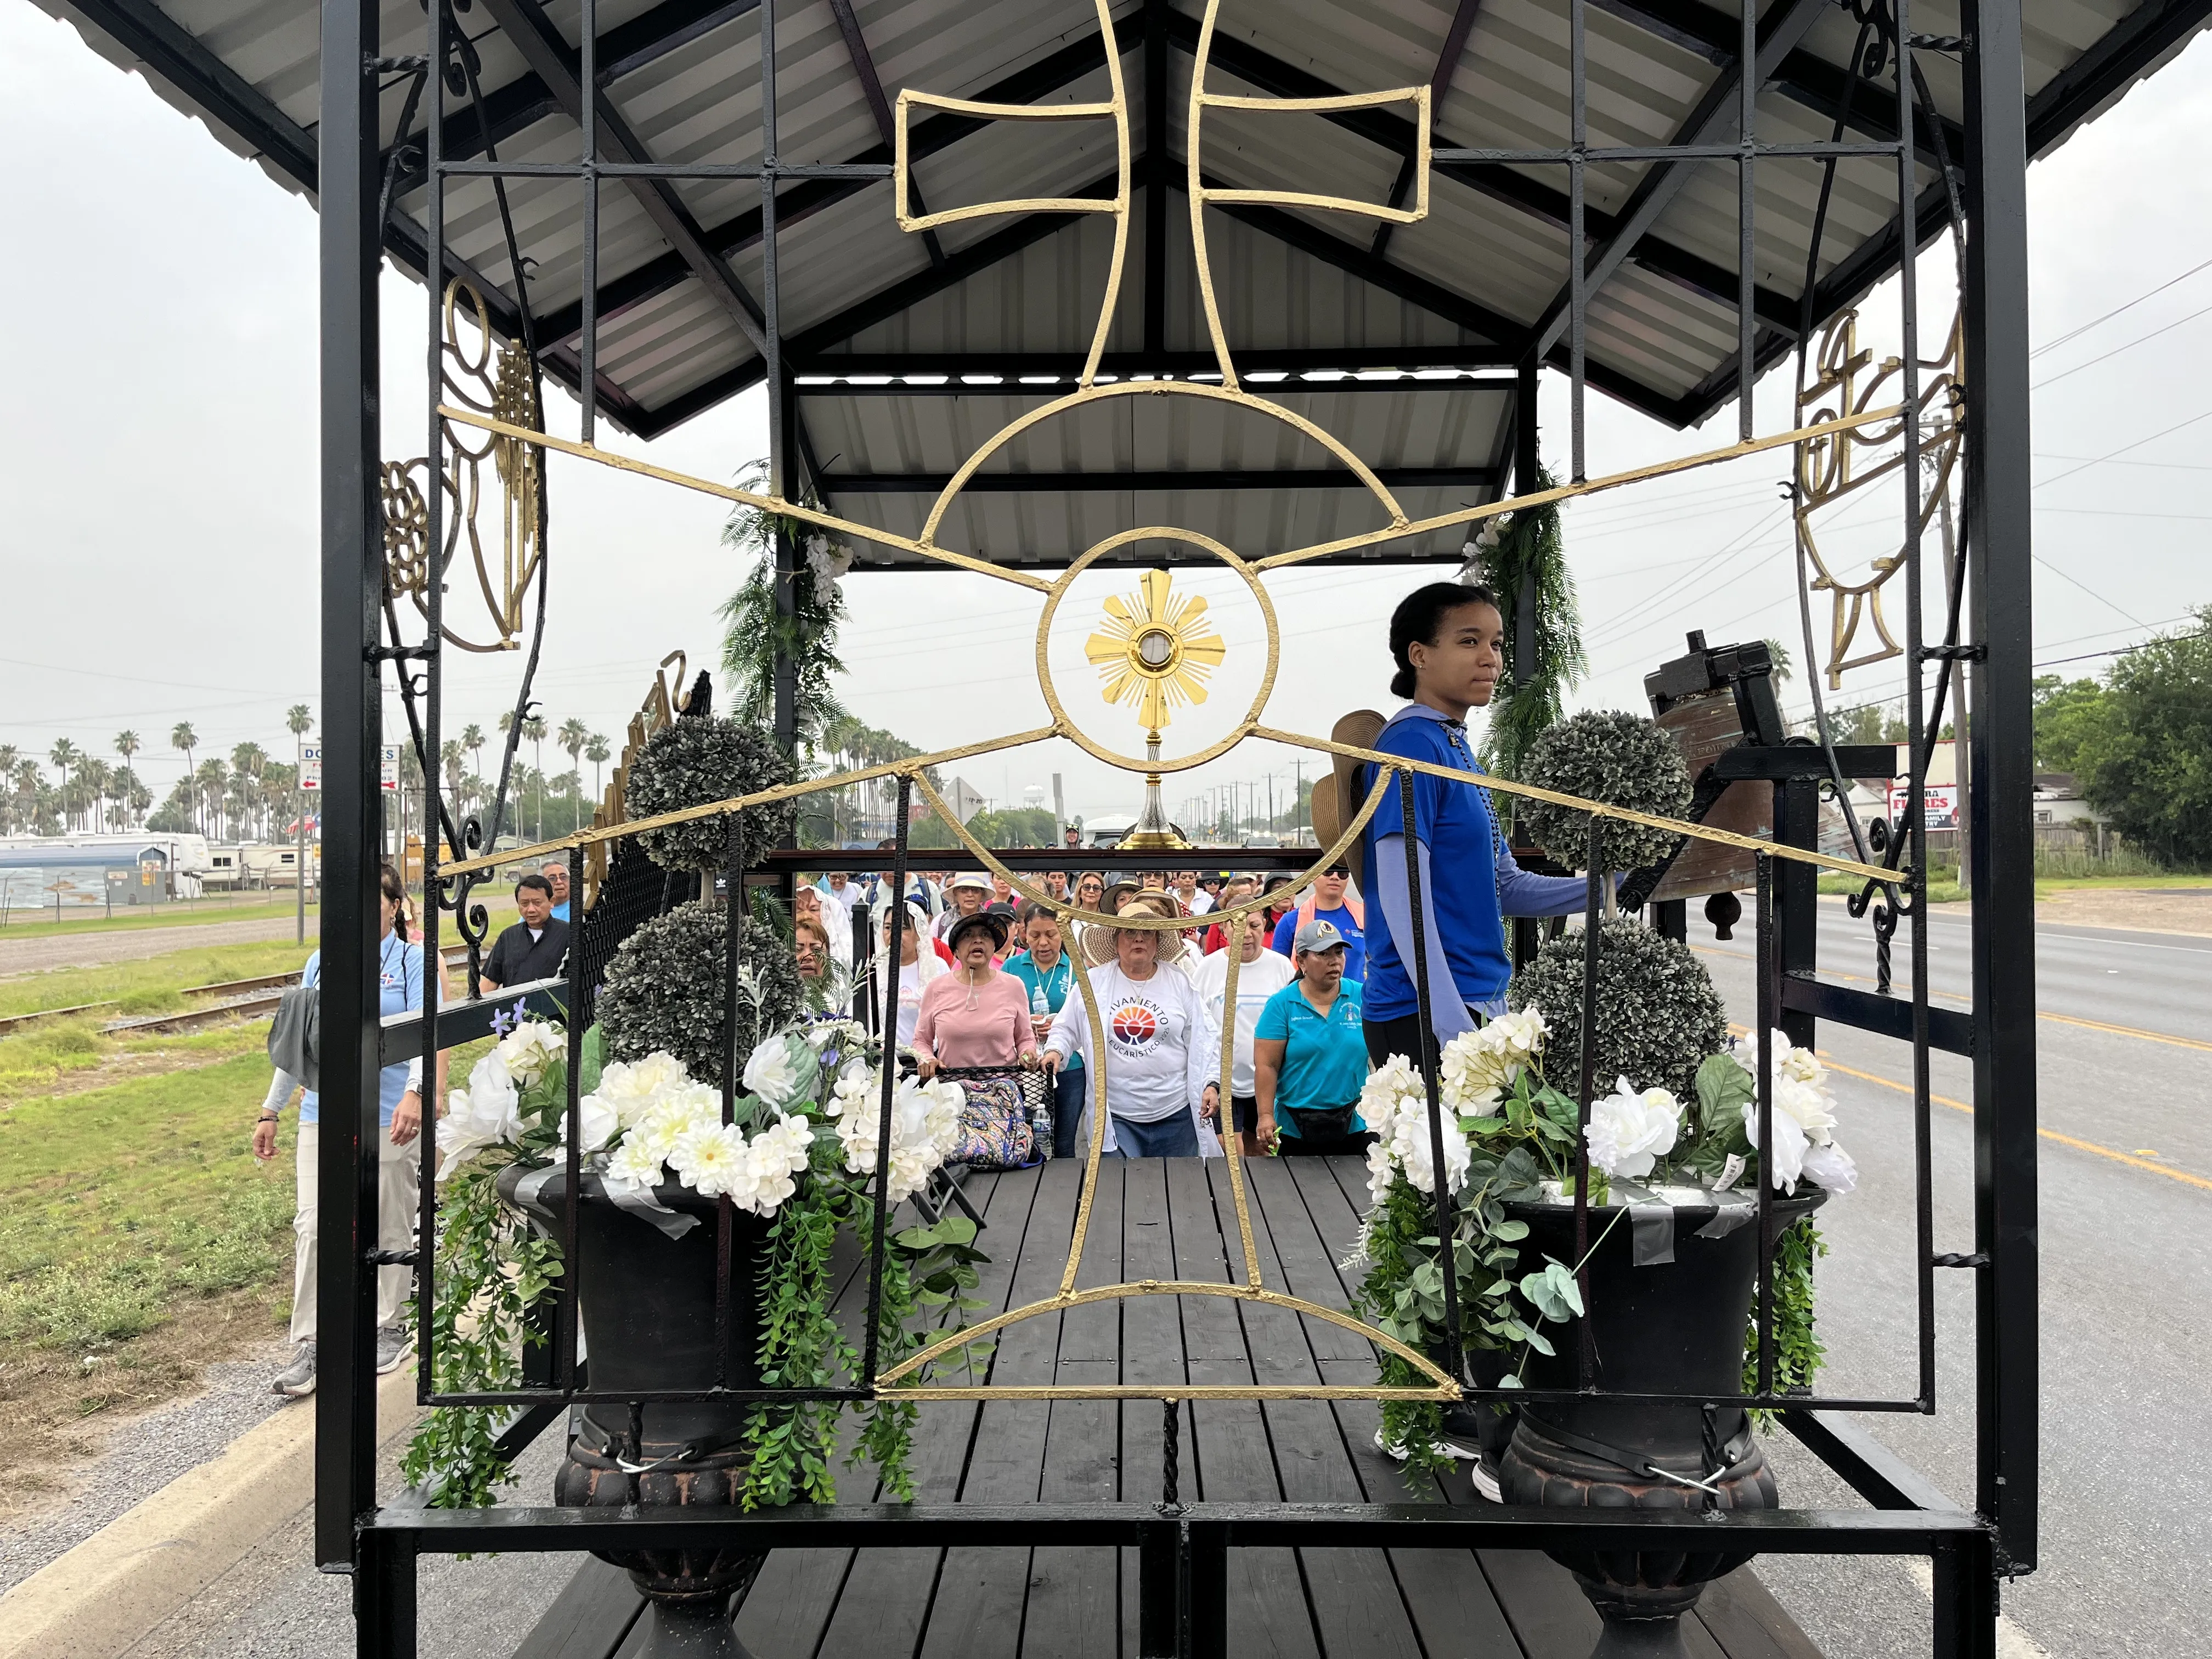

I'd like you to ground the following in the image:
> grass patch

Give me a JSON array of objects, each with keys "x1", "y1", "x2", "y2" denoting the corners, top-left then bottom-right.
[
  {"x1": 0, "y1": 896, "x2": 322, "y2": 941},
  {"x1": 0, "y1": 939, "x2": 312, "y2": 1019},
  {"x1": 0, "y1": 1053, "x2": 298, "y2": 1353}
]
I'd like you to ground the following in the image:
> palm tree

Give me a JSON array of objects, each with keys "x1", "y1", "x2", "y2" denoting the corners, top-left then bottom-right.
[
  {"x1": 585, "y1": 731, "x2": 611, "y2": 805},
  {"x1": 522, "y1": 714, "x2": 548, "y2": 838},
  {"x1": 171, "y1": 723, "x2": 199, "y2": 831},
  {"x1": 557, "y1": 716, "x2": 589, "y2": 802},
  {"x1": 232, "y1": 743, "x2": 268, "y2": 840},
  {"x1": 285, "y1": 704, "x2": 314, "y2": 850},
  {"x1": 460, "y1": 722, "x2": 486, "y2": 785},
  {"x1": 441, "y1": 738, "x2": 468, "y2": 826},
  {"x1": 0, "y1": 746, "x2": 15, "y2": 833},
  {"x1": 196, "y1": 758, "x2": 228, "y2": 842},
  {"x1": 112, "y1": 732, "x2": 142, "y2": 827}
]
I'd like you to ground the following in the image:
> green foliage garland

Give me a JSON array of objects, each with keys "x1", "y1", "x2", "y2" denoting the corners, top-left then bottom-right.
[
  {"x1": 1745, "y1": 1219, "x2": 1827, "y2": 1420},
  {"x1": 1474, "y1": 470, "x2": 1587, "y2": 790},
  {"x1": 719, "y1": 460, "x2": 850, "y2": 757}
]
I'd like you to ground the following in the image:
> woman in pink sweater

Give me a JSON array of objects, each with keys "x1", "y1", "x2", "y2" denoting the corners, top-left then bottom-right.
[{"x1": 913, "y1": 910, "x2": 1039, "y2": 1076}]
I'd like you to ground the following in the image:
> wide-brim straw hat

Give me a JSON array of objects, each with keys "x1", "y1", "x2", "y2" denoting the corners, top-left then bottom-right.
[
  {"x1": 1080, "y1": 891, "x2": 1189, "y2": 968},
  {"x1": 1309, "y1": 709, "x2": 1386, "y2": 893}
]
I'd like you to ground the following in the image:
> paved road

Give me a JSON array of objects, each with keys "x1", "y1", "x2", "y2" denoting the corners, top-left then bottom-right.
[
  {"x1": 0, "y1": 916, "x2": 318, "y2": 979},
  {"x1": 1692, "y1": 900, "x2": 2212, "y2": 1659}
]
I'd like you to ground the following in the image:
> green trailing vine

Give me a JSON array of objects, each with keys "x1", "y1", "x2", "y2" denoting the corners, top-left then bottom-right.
[
  {"x1": 1745, "y1": 1218, "x2": 1827, "y2": 1422},
  {"x1": 719, "y1": 459, "x2": 850, "y2": 756},
  {"x1": 1471, "y1": 467, "x2": 1587, "y2": 794}
]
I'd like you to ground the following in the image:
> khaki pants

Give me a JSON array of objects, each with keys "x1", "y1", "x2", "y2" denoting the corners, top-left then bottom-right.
[{"x1": 291, "y1": 1119, "x2": 420, "y2": 1345}]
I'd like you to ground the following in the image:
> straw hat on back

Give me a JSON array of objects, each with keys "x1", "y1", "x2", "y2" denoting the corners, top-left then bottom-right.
[
  {"x1": 1307, "y1": 709, "x2": 1386, "y2": 893},
  {"x1": 1080, "y1": 889, "x2": 1189, "y2": 968}
]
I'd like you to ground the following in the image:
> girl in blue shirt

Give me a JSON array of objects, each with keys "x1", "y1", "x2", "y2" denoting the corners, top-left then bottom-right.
[{"x1": 1359, "y1": 583, "x2": 1598, "y2": 1065}]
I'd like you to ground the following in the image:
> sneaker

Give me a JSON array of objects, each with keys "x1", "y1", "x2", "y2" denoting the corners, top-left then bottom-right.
[
  {"x1": 375, "y1": 1324, "x2": 415, "y2": 1375},
  {"x1": 1373, "y1": 1425, "x2": 1483, "y2": 1463},
  {"x1": 273, "y1": 1341, "x2": 317, "y2": 1398},
  {"x1": 1470, "y1": 1460, "x2": 1504, "y2": 1503}
]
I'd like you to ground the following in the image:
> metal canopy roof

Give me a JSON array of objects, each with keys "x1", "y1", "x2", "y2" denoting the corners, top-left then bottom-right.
[{"x1": 45, "y1": 0, "x2": 2211, "y2": 563}]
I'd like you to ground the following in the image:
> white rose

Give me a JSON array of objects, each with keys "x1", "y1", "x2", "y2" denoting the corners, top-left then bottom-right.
[
  {"x1": 452, "y1": 1050, "x2": 520, "y2": 1141},
  {"x1": 1743, "y1": 1098, "x2": 1808, "y2": 1192},
  {"x1": 1799, "y1": 1139, "x2": 1858, "y2": 1195},
  {"x1": 1774, "y1": 1076, "x2": 1837, "y2": 1147},
  {"x1": 496, "y1": 1020, "x2": 565, "y2": 1087},
  {"x1": 1584, "y1": 1079, "x2": 1681, "y2": 1181},
  {"x1": 558, "y1": 1093, "x2": 620, "y2": 1153},
  {"x1": 741, "y1": 1035, "x2": 808, "y2": 1109}
]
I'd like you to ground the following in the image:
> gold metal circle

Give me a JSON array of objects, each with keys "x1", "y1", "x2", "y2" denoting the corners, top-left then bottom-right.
[
  {"x1": 1034, "y1": 527, "x2": 1280, "y2": 775},
  {"x1": 1136, "y1": 628, "x2": 1176, "y2": 669}
]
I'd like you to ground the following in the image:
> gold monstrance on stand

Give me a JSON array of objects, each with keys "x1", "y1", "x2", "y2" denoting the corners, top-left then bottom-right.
[{"x1": 1085, "y1": 569, "x2": 1225, "y2": 850}]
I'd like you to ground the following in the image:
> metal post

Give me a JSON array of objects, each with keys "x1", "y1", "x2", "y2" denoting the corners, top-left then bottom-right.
[
  {"x1": 1961, "y1": 0, "x2": 2039, "y2": 1578},
  {"x1": 763, "y1": 0, "x2": 798, "y2": 755},
  {"x1": 861, "y1": 775, "x2": 913, "y2": 1384},
  {"x1": 1399, "y1": 769, "x2": 1463, "y2": 1383},
  {"x1": 316, "y1": 0, "x2": 383, "y2": 1572},
  {"x1": 1775, "y1": 776, "x2": 1817, "y2": 1049},
  {"x1": 1511, "y1": 354, "x2": 1541, "y2": 970},
  {"x1": 1137, "y1": 1514, "x2": 1180, "y2": 1659},
  {"x1": 1573, "y1": 816, "x2": 1599, "y2": 1385}
]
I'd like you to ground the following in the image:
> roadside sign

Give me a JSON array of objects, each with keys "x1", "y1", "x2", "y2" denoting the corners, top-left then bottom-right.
[
  {"x1": 298, "y1": 744, "x2": 399, "y2": 792},
  {"x1": 1887, "y1": 783, "x2": 1959, "y2": 831}
]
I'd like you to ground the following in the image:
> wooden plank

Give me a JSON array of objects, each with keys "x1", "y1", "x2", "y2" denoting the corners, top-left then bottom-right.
[
  {"x1": 1163, "y1": 1158, "x2": 1322, "y2": 1659},
  {"x1": 1217, "y1": 1163, "x2": 1426, "y2": 1659},
  {"x1": 815, "y1": 1170, "x2": 1041, "y2": 1659},
  {"x1": 509, "y1": 1557, "x2": 644, "y2": 1659},
  {"x1": 1695, "y1": 1568, "x2": 1826, "y2": 1659},
  {"x1": 1026, "y1": 1156, "x2": 1125, "y2": 1659},
  {"x1": 1479, "y1": 1548, "x2": 1605, "y2": 1659},
  {"x1": 1116, "y1": 1157, "x2": 1182, "y2": 1659},
  {"x1": 921, "y1": 1161, "x2": 1084, "y2": 1659}
]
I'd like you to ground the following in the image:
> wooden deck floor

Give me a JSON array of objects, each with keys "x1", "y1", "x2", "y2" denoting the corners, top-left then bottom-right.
[{"x1": 517, "y1": 1157, "x2": 1821, "y2": 1659}]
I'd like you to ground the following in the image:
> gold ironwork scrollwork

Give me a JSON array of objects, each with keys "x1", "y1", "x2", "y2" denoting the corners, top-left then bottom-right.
[
  {"x1": 1795, "y1": 306, "x2": 1965, "y2": 689},
  {"x1": 381, "y1": 280, "x2": 545, "y2": 653}
]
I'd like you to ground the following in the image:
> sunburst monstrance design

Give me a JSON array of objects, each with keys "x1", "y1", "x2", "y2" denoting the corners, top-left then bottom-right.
[{"x1": 1084, "y1": 569, "x2": 1227, "y2": 738}]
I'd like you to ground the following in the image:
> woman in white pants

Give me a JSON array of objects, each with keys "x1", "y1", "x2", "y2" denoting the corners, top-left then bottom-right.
[{"x1": 253, "y1": 860, "x2": 449, "y2": 1397}]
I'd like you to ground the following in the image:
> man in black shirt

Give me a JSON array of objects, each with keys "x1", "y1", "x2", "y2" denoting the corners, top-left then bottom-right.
[{"x1": 478, "y1": 874, "x2": 571, "y2": 997}]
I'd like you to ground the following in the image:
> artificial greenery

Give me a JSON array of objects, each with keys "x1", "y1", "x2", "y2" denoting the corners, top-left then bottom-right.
[
  {"x1": 624, "y1": 715, "x2": 799, "y2": 875},
  {"x1": 595, "y1": 900, "x2": 800, "y2": 1087},
  {"x1": 1511, "y1": 918, "x2": 1728, "y2": 1100},
  {"x1": 719, "y1": 461, "x2": 851, "y2": 757},
  {"x1": 401, "y1": 1021, "x2": 598, "y2": 1505},
  {"x1": 1517, "y1": 709, "x2": 1692, "y2": 872},
  {"x1": 1747, "y1": 1218, "x2": 1828, "y2": 1417},
  {"x1": 1471, "y1": 471, "x2": 1587, "y2": 791}
]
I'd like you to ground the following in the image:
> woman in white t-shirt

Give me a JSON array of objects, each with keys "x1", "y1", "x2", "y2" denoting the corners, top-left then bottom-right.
[
  {"x1": 1045, "y1": 906, "x2": 1220, "y2": 1158},
  {"x1": 872, "y1": 900, "x2": 945, "y2": 1048},
  {"x1": 1192, "y1": 907, "x2": 1296, "y2": 1156}
]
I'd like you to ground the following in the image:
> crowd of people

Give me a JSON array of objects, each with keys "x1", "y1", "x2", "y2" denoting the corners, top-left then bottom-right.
[{"x1": 253, "y1": 581, "x2": 1606, "y2": 1433}]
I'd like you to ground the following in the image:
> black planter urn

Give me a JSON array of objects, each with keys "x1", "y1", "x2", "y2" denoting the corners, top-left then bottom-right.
[
  {"x1": 1498, "y1": 1190, "x2": 1824, "y2": 1659},
  {"x1": 504, "y1": 1167, "x2": 774, "y2": 1659}
]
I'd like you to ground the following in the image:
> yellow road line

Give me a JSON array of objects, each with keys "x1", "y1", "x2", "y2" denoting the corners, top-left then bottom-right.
[
  {"x1": 1696, "y1": 946, "x2": 2212, "y2": 1052},
  {"x1": 1818, "y1": 1057, "x2": 2212, "y2": 1195}
]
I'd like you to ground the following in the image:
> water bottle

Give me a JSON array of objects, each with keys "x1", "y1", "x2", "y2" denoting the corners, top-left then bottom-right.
[{"x1": 1029, "y1": 982, "x2": 1055, "y2": 1158}]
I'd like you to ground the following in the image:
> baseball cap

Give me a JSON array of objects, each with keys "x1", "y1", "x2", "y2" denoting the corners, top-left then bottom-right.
[{"x1": 1292, "y1": 918, "x2": 1347, "y2": 956}]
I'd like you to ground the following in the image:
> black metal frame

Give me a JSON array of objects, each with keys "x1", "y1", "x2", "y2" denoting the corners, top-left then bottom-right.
[{"x1": 315, "y1": 0, "x2": 2040, "y2": 1651}]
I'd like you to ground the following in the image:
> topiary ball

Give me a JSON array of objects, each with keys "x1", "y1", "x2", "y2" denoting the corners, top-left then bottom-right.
[
  {"x1": 1511, "y1": 917, "x2": 1726, "y2": 1101},
  {"x1": 624, "y1": 717, "x2": 798, "y2": 874},
  {"x1": 1518, "y1": 710, "x2": 1691, "y2": 872},
  {"x1": 595, "y1": 900, "x2": 800, "y2": 1088}
]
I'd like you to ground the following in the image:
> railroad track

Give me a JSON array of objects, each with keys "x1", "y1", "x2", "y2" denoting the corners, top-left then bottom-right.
[{"x1": 0, "y1": 970, "x2": 302, "y2": 1037}]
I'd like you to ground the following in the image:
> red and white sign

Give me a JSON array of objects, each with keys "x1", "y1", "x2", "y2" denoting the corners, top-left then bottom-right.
[
  {"x1": 1886, "y1": 783, "x2": 1959, "y2": 831},
  {"x1": 298, "y1": 744, "x2": 399, "y2": 792}
]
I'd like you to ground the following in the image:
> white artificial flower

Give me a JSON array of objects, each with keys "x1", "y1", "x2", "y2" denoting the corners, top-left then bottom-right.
[
  {"x1": 1358, "y1": 1051, "x2": 1470, "y2": 1195},
  {"x1": 1584, "y1": 1078, "x2": 1681, "y2": 1181},
  {"x1": 1774, "y1": 1076, "x2": 1837, "y2": 1147},
  {"x1": 451, "y1": 1050, "x2": 520, "y2": 1142},
  {"x1": 596, "y1": 1052, "x2": 690, "y2": 1127},
  {"x1": 669, "y1": 1121, "x2": 750, "y2": 1197},
  {"x1": 635, "y1": 1083, "x2": 720, "y2": 1161},
  {"x1": 495, "y1": 1020, "x2": 565, "y2": 1087},
  {"x1": 1487, "y1": 1006, "x2": 1549, "y2": 1067},
  {"x1": 1743, "y1": 1098, "x2": 1807, "y2": 1192},
  {"x1": 833, "y1": 1068, "x2": 960, "y2": 1203},
  {"x1": 1438, "y1": 1029, "x2": 1509, "y2": 1116},
  {"x1": 557, "y1": 1093, "x2": 619, "y2": 1153},
  {"x1": 603, "y1": 1136, "x2": 668, "y2": 1197},
  {"x1": 1799, "y1": 1139, "x2": 1858, "y2": 1195},
  {"x1": 741, "y1": 1034, "x2": 809, "y2": 1110}
]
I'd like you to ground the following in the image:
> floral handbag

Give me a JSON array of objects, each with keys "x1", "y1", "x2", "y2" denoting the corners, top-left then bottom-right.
[{"x1": 949, "y1": 1075, "x2": 1039, "y2": 1170}]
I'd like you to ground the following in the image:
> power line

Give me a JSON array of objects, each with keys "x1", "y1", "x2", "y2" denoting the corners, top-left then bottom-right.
[
  {"x1": 2030, "y1": 253, "x2": 2212, "y2": 359},
  {"x1": 2030, "y1": 300, "x2": 2212, "y2": 391}
]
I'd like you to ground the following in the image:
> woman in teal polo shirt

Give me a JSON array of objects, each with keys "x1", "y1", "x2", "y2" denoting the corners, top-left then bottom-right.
[{"x1": 1251, "y1": 918, "x2": 1375, "y2": 1157}]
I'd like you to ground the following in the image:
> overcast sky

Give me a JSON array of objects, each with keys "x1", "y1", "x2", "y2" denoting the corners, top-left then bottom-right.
[{"x1": 4, "y1": 7, "x2": 2208, "y2": 830}]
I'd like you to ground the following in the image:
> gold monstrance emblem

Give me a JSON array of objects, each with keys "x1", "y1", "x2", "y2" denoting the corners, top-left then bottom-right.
[{"x1": 1085, "y1": 569, "x2": 1225, "y2": 849}]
